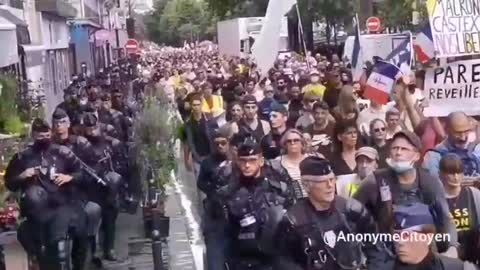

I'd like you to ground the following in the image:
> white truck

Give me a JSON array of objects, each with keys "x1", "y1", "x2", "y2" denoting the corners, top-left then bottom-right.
[{"x1": 217, "y1": 17, "x2": 289, "y2": 58}]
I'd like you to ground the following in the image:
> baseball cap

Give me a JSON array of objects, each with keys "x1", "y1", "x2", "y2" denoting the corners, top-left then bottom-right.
[
  {"x1": 392, "y1": 130, "x2": 422, "y2": 150},
  {"x1": 355, "y1": 147, "x2": 379, "y2": 160},
  {"x1": 393, "y1": 203, "x2": 435, "y2": 232},
  {"x1": 270, "y1": 102, "x2": 288, "y2": 115},
  {"x1": 242, "y1": 95, "x2": 257, "y2": 105}
]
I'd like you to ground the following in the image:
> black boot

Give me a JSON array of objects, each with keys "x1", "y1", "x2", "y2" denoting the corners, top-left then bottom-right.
[
  {"x1": 71, "y1": 237, "x2": 88, "y2": 270},
  {"x1": 44, "y1": 240, "x2": 70, "y2": 270},
  {"x1": 101, "y1": 205, "x2": 118, "y2": 261},
  {"x1": 88, "y1": 236, "x2": 103, "y2": 268}
]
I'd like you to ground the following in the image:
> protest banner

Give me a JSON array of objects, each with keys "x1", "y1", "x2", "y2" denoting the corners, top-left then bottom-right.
[
  {"x1": 424, "y1": 59, "x2": 480, "y2": 117},
  {"x1": 426, "y1": 0, "x2": 480, "y2": 58}
]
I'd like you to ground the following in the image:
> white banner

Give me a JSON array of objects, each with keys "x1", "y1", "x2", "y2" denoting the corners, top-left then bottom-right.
[
  {"x1": 427, "y1": 0, "x2": 480, "y2": 58},
  {"x1": 424, "y1": 59, "x2": 480, "y2": 116},
  {"x1": 251, "y1": 0, "x2": 296, "y2": 76}
]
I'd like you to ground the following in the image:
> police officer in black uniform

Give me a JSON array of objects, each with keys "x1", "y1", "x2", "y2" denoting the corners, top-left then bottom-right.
[
  {"x1": 220, "y1": 137, "x2": 295, "y2": 270},
  {"x1": 82, "y1": 113, "x2": 125, "y2": 261},
  {"x1": 51, "y1": 109, "x2": 104, "y2": 266},
  {"x1": 275, "y1": 157, "x2": 385, "y2": 270},
  {"x1": 197, "y1": 130, "x2": 231, "y2": 270},
  {"x1": 56, "y1": 87, "x2": 83, "y2": 121},
  {"x1": 5, "y1": 118, "x2": 88, "y2": 270}
]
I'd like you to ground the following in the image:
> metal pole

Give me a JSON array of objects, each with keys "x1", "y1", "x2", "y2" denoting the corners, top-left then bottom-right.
[{"x1": 295, "y1": 4, "x2": 310, "y2": 70}]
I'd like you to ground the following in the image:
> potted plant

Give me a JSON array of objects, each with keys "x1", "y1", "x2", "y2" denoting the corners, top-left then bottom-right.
[{"x1": 131, "y1": 92, "x2": 179, "y2": 238}]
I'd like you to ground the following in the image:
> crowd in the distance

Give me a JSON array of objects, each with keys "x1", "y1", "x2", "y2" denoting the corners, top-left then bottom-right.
[{"x1": 144, "y1": 46, "x2": 480, "y2": 269}]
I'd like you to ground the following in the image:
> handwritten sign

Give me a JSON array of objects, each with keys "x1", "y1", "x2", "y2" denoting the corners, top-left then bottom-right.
[
  {"x1": 424, "y1": 59, "x2": 480, "y2": 116},
  {"x1": 427, "y1": 0, "x2": 480, "y2": 57}
]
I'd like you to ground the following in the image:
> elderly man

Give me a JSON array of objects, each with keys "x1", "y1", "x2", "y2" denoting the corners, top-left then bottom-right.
[
  {"x1": 355, "y1": 130, "x2": 458, "y2": 266},
  {"x1": 275, "y1": 157, "x2": 385, "y2": 270}
]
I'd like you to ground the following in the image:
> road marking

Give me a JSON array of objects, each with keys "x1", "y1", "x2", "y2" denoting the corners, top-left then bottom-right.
[{"x1": 171, "y1": 170, "x2": 204, "y2": 270}]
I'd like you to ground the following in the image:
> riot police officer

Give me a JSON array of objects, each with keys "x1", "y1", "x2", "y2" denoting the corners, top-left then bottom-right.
[
  {"x1": 5, "y1": 118, "x2": 88, "y2": 270},
  {"x1": 197, "y1": 130, "x2": 231, "y2": 270},
  {"x1": 82, "y1": 113, "x2": 125, "y2": 261},
  {"x1": 56, "y1": 87, "x2": 83, "y2": 121},
  {"x1": 275, "y1": 157, "x2": 385, "y2": 270},
  {"x1": 51, "y1": 109, "x2": 104, "y2": 266},
  {"x1": 220, "y1": 138, "x2": 295, "y2": 270}
]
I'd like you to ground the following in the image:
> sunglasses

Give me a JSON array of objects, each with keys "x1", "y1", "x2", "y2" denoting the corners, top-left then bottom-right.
[
  {"x1": 286, "y1": 138, "x2": 302, "y2": 144},
  {"x1": 374, "y1": 127, "x2": 386, "y2": 133},
  {"x1": 236, "y1": 92, "x2": 246, "y2": 96}
]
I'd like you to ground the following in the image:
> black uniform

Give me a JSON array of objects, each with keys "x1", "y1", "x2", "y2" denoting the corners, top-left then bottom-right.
[
  {"x1": 86, "y1": 134, "x2": 125, "y2": 258},
  {"x1": 276, "y1": 197, "x2": 383, "y2": 270},
  {"x1": 5, "y1": 142, "x2": 88, "y2": 270},
  {"x1": 220, "y1": 170, "x2": 295, "y2": 270},
  {"x1": 98, "y1": 109, "x2": 126, "y2": 141}
]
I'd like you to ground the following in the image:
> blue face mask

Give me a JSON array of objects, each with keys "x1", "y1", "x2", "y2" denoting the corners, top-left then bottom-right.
[{"x1": 386, "y1": 158, "x2": 415, "y2": 174}]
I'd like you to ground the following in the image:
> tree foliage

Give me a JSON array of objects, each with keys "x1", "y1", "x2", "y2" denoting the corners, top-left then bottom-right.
[
  {"x1": 377, "y1": 0, "x2": 429, "y2": 31},
  {"x1": 145, "y1": 0, "x2": 218, "y2": 46}
]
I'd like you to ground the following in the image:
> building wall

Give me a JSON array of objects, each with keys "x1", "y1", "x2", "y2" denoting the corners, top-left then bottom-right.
[{"x1": 41, "y1": 14, "x2": 70, "y2": 49}]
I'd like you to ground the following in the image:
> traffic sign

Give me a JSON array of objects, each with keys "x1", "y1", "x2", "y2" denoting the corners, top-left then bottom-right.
[
  {"x1": 366, "y1": 17, "x2": 381, "y2": 33},
  {"x1": 125, "y1": 39, "x2": 139, "y2": 54}
]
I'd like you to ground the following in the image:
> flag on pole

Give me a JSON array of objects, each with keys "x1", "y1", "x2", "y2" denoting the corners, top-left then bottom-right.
[
  {"x1": 414, "y1": 24, "x2": 435, "y2": 63},
  {"x1": 251, "y1": 0, "x2": 297, "y2": 76},
  {"x1": 364, "y1": 60, "x2": 401, "y2": 105},
  {"x1": 352, "y1": 14, "x2": 364, "y2": 82}
]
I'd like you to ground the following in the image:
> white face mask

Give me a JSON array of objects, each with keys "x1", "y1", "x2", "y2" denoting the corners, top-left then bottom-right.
[
  {"x1": 311, "y1": 76, "x2": 320, "y2": 83},
  {"x1": 80, "y1": 98, "x2": 88, "y2": 106},
  {"x1": 386, "y1": 158, "x2": 415, "y2": 174}
]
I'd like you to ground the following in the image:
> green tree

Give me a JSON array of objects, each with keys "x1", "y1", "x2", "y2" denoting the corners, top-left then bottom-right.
[
  {"x1": 146, "y1": 0, "x2": 217, "y2": 45},
  {"x1": 378, "y1": 0, "x2": 414, "y2": 29}
]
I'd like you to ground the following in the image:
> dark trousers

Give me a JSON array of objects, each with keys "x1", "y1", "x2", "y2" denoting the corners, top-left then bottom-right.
[
  {"x1": 19, "y1": 185, "x2": 88, "y2": 270},
  {"x1": 202, "y1": 212, "x2": 227, "y2": 270}
]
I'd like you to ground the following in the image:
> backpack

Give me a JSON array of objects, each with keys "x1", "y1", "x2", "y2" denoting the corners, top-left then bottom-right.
[
  {"x1": 429, "y1": 143, "x2": 480, "y2": 177},
  {"x1": 372, "y1": 169, "x2": 440, "y2": 232}
]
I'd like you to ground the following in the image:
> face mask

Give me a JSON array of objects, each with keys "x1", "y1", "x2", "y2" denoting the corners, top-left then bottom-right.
[
  {"x1": 86, "y1": 134, "x2": 101, "y2": 143},
  {"x1": 311, "y1": 76, "x2": 320, "y2": 83},
  {"x1": 34, "y1": 139, "x2": 51, "y2": 151},
  {"x1": 386, "y1": 158, "x2": 415, "y2": 174},
  {"x1": 80, "y1": 98, "x2": 88, "y2": 106}
]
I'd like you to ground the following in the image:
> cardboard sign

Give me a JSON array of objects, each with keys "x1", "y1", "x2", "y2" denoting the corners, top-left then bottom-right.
[
  {"x1": 427, "y1": 0, "x2": 480, "y2": 58},
  {"x1": 424, "y1": 59, "x2": 480, "y2": 116}
]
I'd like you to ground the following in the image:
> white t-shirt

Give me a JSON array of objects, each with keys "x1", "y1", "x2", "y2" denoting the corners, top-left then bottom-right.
[{"x1": 356, "y1": 106, "x2": 387, "y2": 135}]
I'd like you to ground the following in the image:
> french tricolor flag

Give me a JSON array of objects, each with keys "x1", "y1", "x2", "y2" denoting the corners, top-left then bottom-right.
[
  {"x1": 414, "y1": 24, "x2": 435, "y2": 63},
  {"x1": 364, "y1": 60, "x2": 401, "y2": 105}
]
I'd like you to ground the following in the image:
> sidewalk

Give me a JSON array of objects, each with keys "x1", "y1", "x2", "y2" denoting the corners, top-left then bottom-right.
[{"x1": 102, "y1": 174, "x2": 197, "y2": 270}]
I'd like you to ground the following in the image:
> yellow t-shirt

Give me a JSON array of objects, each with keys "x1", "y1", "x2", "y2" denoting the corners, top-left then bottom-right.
[{"x1": 302, "y1": 83, "x2": 326, "y2": 98}]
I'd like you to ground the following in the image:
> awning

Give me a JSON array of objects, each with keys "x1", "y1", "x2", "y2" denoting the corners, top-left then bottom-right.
[{"x1": 0, "y1": 8, "x2": 30, "y2": 44}]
